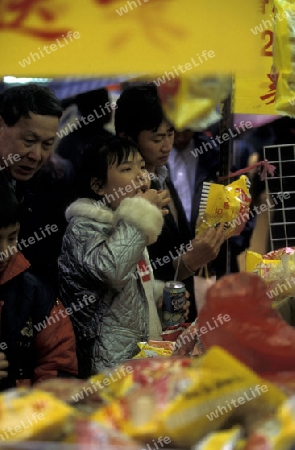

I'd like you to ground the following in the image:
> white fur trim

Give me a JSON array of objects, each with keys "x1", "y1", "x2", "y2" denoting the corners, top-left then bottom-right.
[
  {"x1": 113, "y1": 197, "x2": 163, "y2": 244},
  {"x1": 65, "y1": 198, "x2": 113, "y2": 223}
]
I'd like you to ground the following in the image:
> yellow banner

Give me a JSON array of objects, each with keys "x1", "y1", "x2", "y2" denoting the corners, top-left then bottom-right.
[
  {"x1": 235, "y1": 0, "x2": 277, "y2": 115},
  {"x1": 1, "y1": 0, "x2": 261, "y2": 77},
  {"x1": 0, "y1": 0, "x2": 279, "y2": 115}
]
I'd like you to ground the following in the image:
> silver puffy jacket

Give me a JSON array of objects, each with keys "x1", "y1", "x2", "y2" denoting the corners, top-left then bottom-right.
[{"x1": 58, "y1": 196, "x2": 164, "y2": 376}]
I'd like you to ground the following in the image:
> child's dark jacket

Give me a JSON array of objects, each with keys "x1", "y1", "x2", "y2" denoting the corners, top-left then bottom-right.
[{"x1": 0, "y1": 252, "x2": 77, "y2": 390}]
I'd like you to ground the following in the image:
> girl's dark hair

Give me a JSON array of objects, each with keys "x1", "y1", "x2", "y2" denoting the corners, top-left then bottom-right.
[
  {"x1": 115, "y1": 83, "x2": 166, "y2": 141},
  {"x1": 0, "y1": 84, "x2": 63, "y2": 126},
  {"x1": 0, "y1": 183, "x2": 21, "y2": 228},
  {"x1": 76, "y1": 135, "x2": 139, "y2": 199}
]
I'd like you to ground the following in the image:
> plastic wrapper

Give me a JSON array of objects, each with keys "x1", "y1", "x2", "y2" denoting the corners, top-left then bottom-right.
[
  {"x1": 199, "y1": 272, "x2": 295, "y2": 376},
  {"x1": 35, "y1": 378, "x2": 103, "y2": 406},
  {"x1": 244, "y1": 396, "x2": 295, "y2": 449},
  {"x1": 90, "y1": 357, "x2": 192, "y2": 404},
  {"x1": 0, "y1": 388, "x2": 75, "y2": 443},
  {"x1": 91, "y1": 347, "x2": 285, "y2": 447},
  {"x1": 133, "y1": 341, "x2": 174, "y2": 358},
  {"x1": 196, "y1": 175, "x2": 251, "y2": 240},
  {"x1": 273, "y1": 0, "x2": 295, "y2": 116},
  {"x1": 193, "y1": 426, "x2": 243, "y2": 450},
  {"x1": 246, "y1": 248, "x2": 295, "y2": 302},
  {"x1": 156, "y1": 75, "x2": 232, "y2": 131},
  {"x1": 161, "y1": 323, "x2": 191, "y2": 341},
  {"x1": 73, "y1": 419, "x2": 142, "y2": 449},
  {"x1": 264, "y1": 372, "x2": 295, "y2": 396},
  {"x1": 173, "y1": 319, "x2": 205, "y2": 357}
]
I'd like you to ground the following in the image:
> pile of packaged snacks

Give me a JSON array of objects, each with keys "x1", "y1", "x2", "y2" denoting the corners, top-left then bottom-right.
[
  {"x1": 0, "y1": 346, "x2": 294, "y2": 449},
  {"x1": 90, "y1": 347, "x2": 285, "y2": 447}
]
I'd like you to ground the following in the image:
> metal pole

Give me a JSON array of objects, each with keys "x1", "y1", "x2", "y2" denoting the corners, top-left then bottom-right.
[{"x1": 219, "y1": 76, "x2": 234, "y2": 274}]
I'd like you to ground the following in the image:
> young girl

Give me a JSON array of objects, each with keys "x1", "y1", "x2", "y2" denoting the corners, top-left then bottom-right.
[{"x1": 58, "y1": 136, "x2": 170, "y2": 377}]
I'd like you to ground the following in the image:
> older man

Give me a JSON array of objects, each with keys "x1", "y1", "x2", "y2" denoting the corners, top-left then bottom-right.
[{"x1": 0, "y1": 84, "x2": 71, "y2": 292}]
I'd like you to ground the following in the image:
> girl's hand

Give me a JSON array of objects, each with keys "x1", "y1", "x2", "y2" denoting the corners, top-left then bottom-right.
[
  {"x1": 0, "y1": 352, "x2": 8, "y2": 379},
  {"x1": 136, "y1": 189, "x2": 170, "y2": 215}
]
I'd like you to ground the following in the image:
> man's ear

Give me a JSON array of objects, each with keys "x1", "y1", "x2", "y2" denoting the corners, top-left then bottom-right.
[{"x1": 90, "y1": 177, "x2": 104, "y2": 196}]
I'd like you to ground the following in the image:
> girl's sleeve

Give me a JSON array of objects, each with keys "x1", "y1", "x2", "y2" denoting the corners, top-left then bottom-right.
[{"x1": 80, "y1": 197, "x2": 163, "y2": 290}]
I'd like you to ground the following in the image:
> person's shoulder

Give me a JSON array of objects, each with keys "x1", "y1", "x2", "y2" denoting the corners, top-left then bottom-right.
[{"x1": 21, "y1": 270, "x2": 55, "y2": 320}]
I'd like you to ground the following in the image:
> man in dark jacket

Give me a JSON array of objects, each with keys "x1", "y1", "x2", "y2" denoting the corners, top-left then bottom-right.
[
  {"x1": 115, "y1": 83, "x2": 226, "y2": 319},
  {"x1": 0, "y1": 84, "x2": 72, "y2": 292}
]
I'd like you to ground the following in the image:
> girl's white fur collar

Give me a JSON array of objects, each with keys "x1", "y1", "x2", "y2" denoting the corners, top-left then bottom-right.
[{"x1": 65, "y1": 198, "x2": 114, "y2": 223}]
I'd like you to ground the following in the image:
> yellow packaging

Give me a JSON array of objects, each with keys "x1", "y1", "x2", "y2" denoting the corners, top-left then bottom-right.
[
  {"x1": 157, "y1": 75, "x2": 232, "y2": 131},
  {"x1": 133, "y1": 342, "x2": 173, "y2": 358},
  {"x1": 245, "y1": 250, "x2": 279, "y2": 275},
  {"x1": 90, "y1": 364, "x2": 135, "y2": 404},
  {"x1": 195, "y1": 426, "x2": 243, "y2": 449},
  {"x1": 246, "y1": 249, "x2": 295, "y2": 301},
  {"x1": 245, "y1": 397, "x2": 295, "y2": 449},
  {"x1": 91, "y1": 347, "x2": 285, "y2": 447},
  {"x1": 273, "y1": 0, "x2": 295, "y2": 116},
  {"x1": 196, "y1": 175, "x2": 251, "y2": 239},
  {"x1": 0, "y1": 389, "x2": 75, "y2": 443}
]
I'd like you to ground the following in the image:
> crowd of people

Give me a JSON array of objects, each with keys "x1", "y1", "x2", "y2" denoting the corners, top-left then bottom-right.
[{"x1": 0, "y1": 82, "x2": 258, "y2": 384}]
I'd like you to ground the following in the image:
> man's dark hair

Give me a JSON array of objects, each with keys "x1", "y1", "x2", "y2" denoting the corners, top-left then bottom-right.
[
  {"x1": 115, "y1": 83, "x2": 166, "y2": 142},
  {"x1": 0, "y1": 84, "x2": 63, "y2": 126},
  {"x1": 0, "y1": 182, "x2": 21, "y2": 228}
]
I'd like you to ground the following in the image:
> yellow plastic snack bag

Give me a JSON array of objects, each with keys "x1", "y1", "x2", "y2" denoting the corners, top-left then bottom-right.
[
  {"x1": 133, "y1": 341, "x2": 174, "y2": 358},
  {"x1": 245, "y1": 250, "x2": 279, "y2": 276},
  {"x1": 0, "y1": 388, "x2": 75, "y2": 443},
  {"x1": 244, "y1": 396, "x2": 295, "y2": 449},
  {"x1": 157, "y1": 75, "x2": 232, "y2": 131},
  {"x1": 195, "y1": 426, "x2": 243, "y2": 450},
  {"x1": 91, "y1": 347, "x2": 285, "y2": 447},
  {"x1": 246, "y1": 248, "x2": 295, "y2": 302},
  {"x1": 273, "y1": 0, "x2": 295, "y2": 116},
  {"x1": 196, "y1": 175, "x2": 251, "y2": 239}
]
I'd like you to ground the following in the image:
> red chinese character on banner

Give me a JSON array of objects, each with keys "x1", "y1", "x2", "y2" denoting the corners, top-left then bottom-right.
[
  {"x1": 260, "y1": 73, "x2": 277, "y2": 105},
  {"x1": 92, "y1": 0, "x2": 186, "y2": 50},
  {"x1": 259, "y1": 0, "x2": 269, "y2": 14},
  {"x1": 0, "y1": 0, "x2": 69, "y2": 39}
]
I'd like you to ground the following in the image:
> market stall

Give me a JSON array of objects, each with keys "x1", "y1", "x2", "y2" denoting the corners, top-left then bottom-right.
[{"x1": 1, "y1": 0, "x2": 295, "y2": 448}]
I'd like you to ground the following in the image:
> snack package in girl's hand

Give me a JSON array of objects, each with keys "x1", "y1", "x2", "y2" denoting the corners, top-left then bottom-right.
[{"x1": 196, "y1": 175, "x2": 251, "y2": 239}]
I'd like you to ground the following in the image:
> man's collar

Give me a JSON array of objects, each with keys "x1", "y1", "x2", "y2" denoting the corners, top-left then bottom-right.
[{"x1": 154, "y1": 165, "x2": 168, "y2": 189}]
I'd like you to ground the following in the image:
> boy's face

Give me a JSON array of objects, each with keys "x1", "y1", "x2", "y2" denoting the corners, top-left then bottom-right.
[
  {"x1": 0, "y1": 113, "x2": 59, "y2": 181},
  {"x1": 136, "y1": 122, "x2": 175, "y2": 170},
  {"x1": 94, "y1": 151, "x2": 149, "y2": 210},
  {"x1": 0, "y1": 223, "x2": 20, "y2": 272}
]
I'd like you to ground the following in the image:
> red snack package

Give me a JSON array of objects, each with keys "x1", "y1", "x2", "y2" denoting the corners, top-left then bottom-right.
[{"x1": 198, "y1": 272, "x2": 295, "y2": 376}]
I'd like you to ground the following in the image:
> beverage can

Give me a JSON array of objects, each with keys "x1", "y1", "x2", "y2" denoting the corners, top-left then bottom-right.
[{"x1": 162, "y1": 281, "x2": 186, "y2": 328}]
